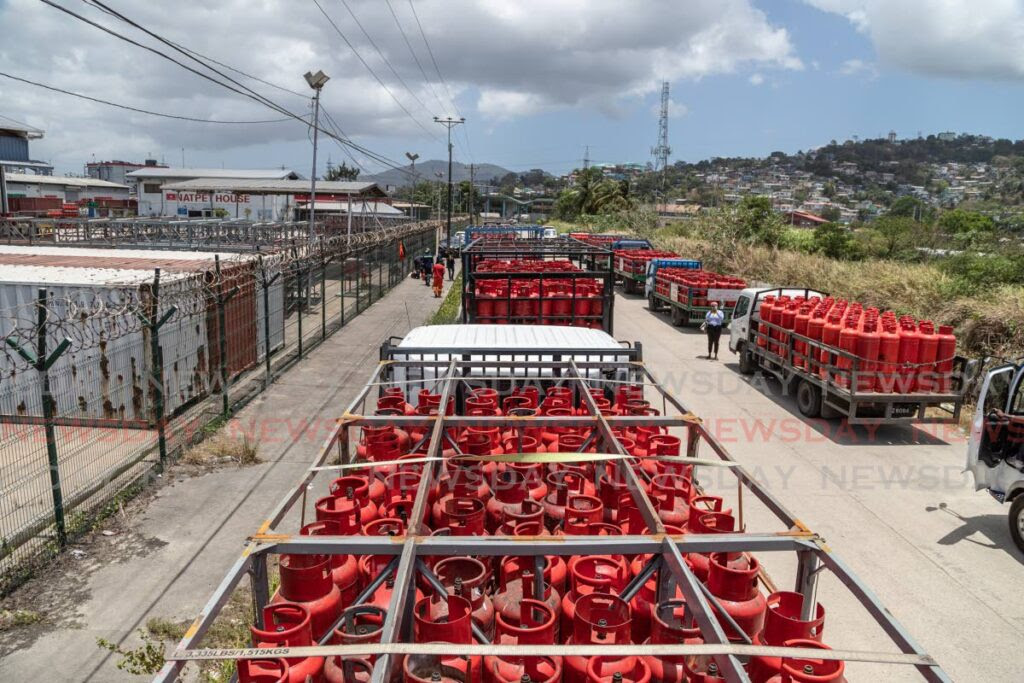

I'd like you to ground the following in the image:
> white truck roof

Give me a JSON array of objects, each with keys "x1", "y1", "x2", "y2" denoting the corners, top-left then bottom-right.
[{"x1": 399, "y1": 324, "x2": 621, "y2": 350}]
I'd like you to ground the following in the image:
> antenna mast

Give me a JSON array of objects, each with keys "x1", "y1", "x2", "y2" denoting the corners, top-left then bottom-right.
[{"x1": 651, "y1": 81, "x2": 672, "y2": 193}]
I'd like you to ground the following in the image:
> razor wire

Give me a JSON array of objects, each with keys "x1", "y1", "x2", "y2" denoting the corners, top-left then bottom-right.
[{"x1": 0, "y1": 219, "x2": 442, "y2": 380}]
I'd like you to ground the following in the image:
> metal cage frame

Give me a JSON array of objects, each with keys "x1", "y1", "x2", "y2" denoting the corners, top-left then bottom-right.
[{"x1": 154, "y1": 349, "x2": 950, "y2": 683}]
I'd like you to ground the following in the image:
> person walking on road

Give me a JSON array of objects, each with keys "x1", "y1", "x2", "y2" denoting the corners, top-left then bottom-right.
[
  {"x1": 421, "y1": 251, "x2": 433, "y2": 286},
  {"x1": 702, "y1": 301, "x2": 725, "y2": 360},
  {"x1": 446, "y1": 249, "x2": 456, "y2": 280},
  {"x1": 432, "y1": 257, "x2": 446, "y2": 298}
]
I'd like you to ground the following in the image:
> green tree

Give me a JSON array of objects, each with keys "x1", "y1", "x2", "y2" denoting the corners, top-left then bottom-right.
[
  {"x1": 887, "y1": 195, "x2": 925, "y2": 220},
  {"x1": 862, "y1": 215, "x2": 919, "y2": 258},
  {"x1": 937, "y1": 208, "x2": 995, "y2": 234},
  {"x1": 812, "y1": 222, "x2": 859, "y2": 259},
  {"x1": 553, "y1": 167, "x2": 631, "y2": 219},
  {"x1": 822, "y1": 182, "x2": 837, "y2": 199},
  {"x1": 735, "y1": 196, "x2": 783, "y2": 246},
  {"x1": 324, "y1": 161, "x2": 360, "y2": 181},
  {"x1": 820, "y1": 206, "x2": 841, "y2": 222}
]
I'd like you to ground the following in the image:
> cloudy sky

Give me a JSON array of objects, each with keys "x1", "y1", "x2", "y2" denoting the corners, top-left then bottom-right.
[{"x1": 1, "y1": 0, "x2": 1023, "y2": 177}]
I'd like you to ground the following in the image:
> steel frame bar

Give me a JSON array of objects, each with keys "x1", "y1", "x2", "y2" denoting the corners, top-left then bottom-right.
[{"x1": 157, "y1": 356, "x2": 950, "y2": 682}]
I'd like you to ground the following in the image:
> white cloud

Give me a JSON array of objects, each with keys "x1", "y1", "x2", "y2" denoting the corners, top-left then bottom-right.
[
  {"x1": 838, "y1": 58, "x2": 878, "y2": 78},
  {"x1": 0, "y1": 0, "x2": 801, "y2": 171},
  {"x1": 650, "y1": 98, "x2": 689, "y2": 119},
  {"x1": 749, "y1": 73, "x2": 765, "y2": 85},
  {"x1": 805, "y1": 0, "x2": 1024, "y2": 80}
]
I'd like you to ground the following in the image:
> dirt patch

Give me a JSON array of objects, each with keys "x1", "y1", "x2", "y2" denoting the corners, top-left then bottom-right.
[{"x1": 181, "y1": 432, "x2": 261, "y2": 468}]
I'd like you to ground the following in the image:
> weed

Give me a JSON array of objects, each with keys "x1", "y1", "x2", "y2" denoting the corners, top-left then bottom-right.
[
  {"x1": 0, "y1": 608, "x2": 42, "y2": 630},
  {"x1": 182, "y1": 433, "x2": 261, "y2": 467},
  {"x1": 97, "y1": 630, "x2": 167, "y2": 676},
  {"x1": 429, "y1": 273, "x2": 463, "y2": 325}
]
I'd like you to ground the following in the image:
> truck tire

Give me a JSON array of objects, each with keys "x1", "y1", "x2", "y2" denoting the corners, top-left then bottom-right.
[
  {"x1": 1010, "y1": 495, "x2": 1024, "y2": 555},
  {"x1": 796, "y1": 379, "x2": 822, "y2": 418},
  {"x1": 820, "y1": 399, "x2": 842, "y2": 420},
  {"x1": 648, "y1": 293, "x2": 661, "y2": 312},
  {"x1": 670, "y1": 305, "x2": 683, "y2": 326},
  {"x1": 738, "y1": 344, "x2": 756, "y2": 375}
]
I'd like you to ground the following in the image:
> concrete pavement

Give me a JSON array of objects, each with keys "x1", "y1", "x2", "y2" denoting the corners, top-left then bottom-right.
[
  {"x1": 618, "y1": 290, "x2": 1022, "y2": 682},
  {"x1": 0, "y1": 268, "x2": 456, "y2": 682}
]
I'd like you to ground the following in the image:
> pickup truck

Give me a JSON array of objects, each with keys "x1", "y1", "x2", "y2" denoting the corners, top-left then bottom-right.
[{"x1": 967, "y1": 361, "x2": 1024, "y2": 552}]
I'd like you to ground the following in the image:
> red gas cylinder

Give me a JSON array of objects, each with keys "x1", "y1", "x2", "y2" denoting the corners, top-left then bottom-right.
[
  {"x1": 238, "y1": 658, "x2": 290, "y2": 683},
  {"x1": 561, "y1": 556, "x2": 629, "y2": 639},
  {"x1": 764, "y1": 639, "x2": 845, "y2": 683},
  {"x1": 507, "y1": 462, "x2": 549, "y2": 502},
  {"x1": 819, "y1": 313, "x2": 843, "y2": 379},
  {"x1": 650, "y1": 474, "x2": 693, "y2": 528},
  {"x1": 359, "y1": 517, "x2": 407, "y2": 583},
  {"x1": 854, "y1": 319, "x2": 880, "y2": 393},
  {"x1": 626, "y1": 529, "x2": 685, "y2": 645},
  {"x1": 250, "y1": 603, "x2": 324, "y2": 683},
  {"x1": 327, "y1": 475, "x2": 381, "y2": 522},
  {"x1": 506, "y1": 521, "x2": 568, "y2": 594},
  {"x1": 897, "y1": 321, "x2": 921, "y2": 392},
  {"x1": 324, "y1": 605, "x2": 391, "y2": 683},
  {"x1": 682, "y1": 656, "x2": 727, "y2": 682},
  {"x1": 793, "y1": 305, "x2": 812, "y2": 369},
  {"x1": 564, "y1": 593, "x2": 633, "y2": 683},
  {"x1": 685, "y1": 497, "x2": 734, "y2": 582},
  {"x1": 916, "y1": 321, "x2": 939, "y2": 392},
  {"x1": 485, "y1": 599, "x2": 562, "y2": 683},
  {"x1": 486, "y1": 470, "x2": 532, "y2": 532},
  {"x1": 271, "y1": 553, "x2": 343, "y2": 641},
  {"x1": 877, "y1": 324, "x2": 901, "y2": 393},
  {"x1": 493, "y1": 566, "x2": 562, "y2": 644},
  {"x1": 543, "y1": 470, "x2": 593, "y2": 529},
  {"x1": 300, "y1": 520, "x2": 360, "y2": 602},
  {"x1": 314, "y1": 491, "x2": 367, "y2": 534},
  {"x1": 935, "y1": 324, "x2": 957, "y2": 392},
  {"x1": 587, "y1": 657, "x2": 652, "y2": 683},
  {"x1": 643, "y1": 599, "x2": 703, "y2": 683},
  {"x1": 706, "y1": 552, "x2": 766, "y2": 642},
  {"x1": 406, "y1": 594, "x2": 480, "y2": 683},
  {"x1": 835, "y1": 321, "x2": 859, "y2": 387},
  {"x1": 748, "y1": 592, "x2": 825, "y2": 683},
  {"x1": 434, "y1": 557, "x2": 496, "y2": 639},
  {"x1": 561, "y1": 495, "x2": 606, "y2": 534},
  {"x1": 439, "y1": 497, "x2": 488, "y2": 536},
  {"x1": 641, "y1": 434, "x2": 683, "y2": 477},
  {"x1": 758, "y1": 297, "x2": 776, "y2": 348}
]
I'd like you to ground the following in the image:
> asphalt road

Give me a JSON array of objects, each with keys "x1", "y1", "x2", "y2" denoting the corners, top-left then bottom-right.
[{"x1": 617, "y1": 289, "x2": 1023, "y2": 682}]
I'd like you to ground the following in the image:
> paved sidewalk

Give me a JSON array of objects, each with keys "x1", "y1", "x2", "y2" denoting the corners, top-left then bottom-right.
[{"x1": 0, "y1": 269, "x2": 456, "y2": 682}]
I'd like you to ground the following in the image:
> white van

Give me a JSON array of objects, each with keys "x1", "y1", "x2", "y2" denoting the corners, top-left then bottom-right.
[{"x1": 967, "y1": 361, "x2": 1024, "y2": 552}]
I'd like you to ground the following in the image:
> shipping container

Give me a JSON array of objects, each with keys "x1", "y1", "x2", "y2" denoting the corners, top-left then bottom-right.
[
  {"x1": 156, "y1": 324, "x2": 952, "y2": 682},
  {"x1": 0, "y1": 245, "x2": 284, "y2": 424},
  {"x1": 460, "y1": 236, "x2": 615, "y2": 332}
]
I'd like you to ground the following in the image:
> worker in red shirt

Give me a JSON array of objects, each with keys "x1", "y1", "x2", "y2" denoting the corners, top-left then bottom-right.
[{"x1": 431, "y1": 256, "x2": 446, "y2": 298}]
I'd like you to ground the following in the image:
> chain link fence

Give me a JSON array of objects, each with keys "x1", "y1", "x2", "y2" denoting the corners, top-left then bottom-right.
[{"x1": 0, "y1": 219, "x2": 442, "y2": 592}]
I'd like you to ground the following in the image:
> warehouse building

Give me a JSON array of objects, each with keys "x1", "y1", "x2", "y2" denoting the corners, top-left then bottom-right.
[
  {"x1": 86, "y1": 158, "x2": 166, "y2": 186},
  {"x1": 158, "y1": 177, "x2": 389, "y2": 221},
  {"x1": 128, "y1": 167, "x2": 302, "y2": 218},
  {"x1": 2, "y1": 172, "x2": 131, "y2": 217},
  {"x1": 0, "y1": 115, "x2": 52, "y2": 175}
]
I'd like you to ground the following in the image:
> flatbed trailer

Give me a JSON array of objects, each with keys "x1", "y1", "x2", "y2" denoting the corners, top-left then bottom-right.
[
  {"x1": 613, "y1": 245, "x2": 671, "y2": 294},
  {"x1": 643, "y1": 258, "x2": 746, "y2": 327},
  {"x1": 156, "y1": 324, "x2": 952, "y2": 683},
  {"x1": 730, "y1": 287, "x2": 979, "y2": 424},
  {"x1": 460, "y1": 236, "x2": 615, "y2": 332}
]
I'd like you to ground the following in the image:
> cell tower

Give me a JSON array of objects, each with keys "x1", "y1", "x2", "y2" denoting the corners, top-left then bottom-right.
[{"x1": 651, "y1": 81, "x2": 672, "y2": 190}]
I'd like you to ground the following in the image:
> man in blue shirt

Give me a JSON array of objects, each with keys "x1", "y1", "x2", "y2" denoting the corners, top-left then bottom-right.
[{"x1": 704, "y1": 301, "x2": 725, "y2": 360}]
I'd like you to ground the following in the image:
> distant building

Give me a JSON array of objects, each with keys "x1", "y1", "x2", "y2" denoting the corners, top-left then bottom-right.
[
  {"x1": 0, "y1": 115, "x2": 52, "y2": 174},
  {"x1": 783, "y1": 210, "x2": 828, "y2": 228},
  {"x1": 86, "y1": 159, "x2": 165, "y2": 186},
  {"x1": 3, "y1": 172, "x2": 131, "y2": 216},
  {"x1": 937, "y1": 132, "x2": 956, "y2": 141},
  {"x1": 128, "y1": 167, "x2": 301, "y2": 218}
]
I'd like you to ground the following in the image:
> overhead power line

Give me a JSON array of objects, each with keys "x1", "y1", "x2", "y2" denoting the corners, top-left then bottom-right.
[
  {"x1": 41, "y1": 0, "x2": 420, "y2": 177},
  {"x1": 0, "y1": 70, "x2": 292, "y2": 124},
  {"x1": 406, "y1": 0, "x2": 473, "y2": 162},
  {"x1": 310, "y1": 0, "x2": 442, "y2": 143},
  {"x1": 383, "y1": 0, "x2": 449, "y2": 118}
]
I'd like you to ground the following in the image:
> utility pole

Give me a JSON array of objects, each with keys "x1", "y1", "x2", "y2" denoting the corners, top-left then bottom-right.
[
  {"x1": 433, "y1": 116, "x2": 465, "y2": 247},
  {"x1": 469, "y1": 163, "x2": 475, "y2": 221},
  {"x1": 304, "y1": 70, "x2": 330, "y2": 240},
  {"x1": 583, "y1": 145, "x2": 590, "y2": 170}
]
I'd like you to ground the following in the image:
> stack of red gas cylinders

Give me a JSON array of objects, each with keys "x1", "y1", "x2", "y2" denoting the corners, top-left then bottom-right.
[
  {"x1": 653, "y1": 269, "x2": 747, "y2": 309},
  {"x1": 613, "y1": 250, "x2": 679, "y2": 277},
  {"x1": 472, "y1": 259, "x2": 605, "y2": 328},
  {"x1": 757, "y1": 294, "x2": 956, "y2": 393},
  {"x1": 239, "y1": 384, "x2": 846, "y2": 683}
]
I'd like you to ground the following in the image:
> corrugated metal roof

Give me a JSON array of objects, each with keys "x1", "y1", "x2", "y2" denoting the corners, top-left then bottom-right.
[
  {"x1": 161, "y1": 178, "x2": 386, "y2": 196},
  {"x1": 4, "y1": 172, "x2": 128, "y2": 189},
  {"x1": 0, "y1": 245, "x2": 251, "y2": 285},
  {"x1": 126, "y1": 167, "x2": 300, "y2": 180},
  {"x1": 295, "y1": 200, "x2": 403, "y2": 215},
  {"x1": 399, "y1": 324, "x2": 620, "y2": 349}
]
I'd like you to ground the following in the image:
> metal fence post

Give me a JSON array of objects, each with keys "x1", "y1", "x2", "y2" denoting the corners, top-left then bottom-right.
[
  {"x1": 213, "y1": 256, "x2": 238, "y2": 417},
  {"x1": 141, "y1": 269, "x2": 177, "y2": 470},
  {"x1": 257, "y1": 256, "x2": 280, "y2": 387},
  {"x1": 296, "y1": 264, "x2": 304, "y2": 358},
  {"x1": 321, "y1": 250, "x2": 327, "y2": 341},
  {"x1": 355, "y1": 254, "x2": 362, "y2": 315},
  {"x1": 4, "y1": 290, "x2": 72, "y2": 547}
]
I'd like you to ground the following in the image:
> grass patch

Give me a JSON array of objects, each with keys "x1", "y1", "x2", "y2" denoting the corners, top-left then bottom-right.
[
  {"x1": 0, "y1": 608, "x2": 42, "y2": 631},
  {"x1": 428, "y1": 273, "x2": 463, "y2": 325},
  {"x1": 182, "y1": 433, "x2": 261, "y2": 467}
]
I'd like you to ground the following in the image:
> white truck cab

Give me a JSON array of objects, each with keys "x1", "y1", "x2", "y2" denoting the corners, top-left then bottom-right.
[
  {"x1": 728, "y1": 286, "x2": 828, "y2": 354},
  {"x1": 967, "y1": 361, "x2": 1024, "y2": 552}
]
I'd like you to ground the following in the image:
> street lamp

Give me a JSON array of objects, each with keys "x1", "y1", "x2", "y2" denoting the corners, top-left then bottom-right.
[
  {"x1": 304, "y1": 69, "x2": 329, "y2": 240},
  {"x1": 433, "y1": 115, "x2": 464, "y2": 247}
]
